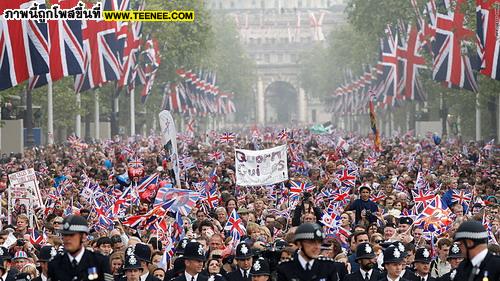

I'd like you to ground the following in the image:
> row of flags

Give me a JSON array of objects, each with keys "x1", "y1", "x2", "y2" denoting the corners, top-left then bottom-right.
[
  {"x1": 162, "y1": 68, "x2": 237, "y2": 116},
  {"x1": 330, "y1": 0, "x2": 500, "y2": 115},
  {"x1": 1, "y1": 0, "x2": 160, "y2": 103}
]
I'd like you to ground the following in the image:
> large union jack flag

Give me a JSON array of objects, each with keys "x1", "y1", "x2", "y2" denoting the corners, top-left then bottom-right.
[
  {"x1": 432, "y1": 0, "x2": 479, "y2": 92},
  {"x1": 75, "y1": 0, "x2": 121, "y2": 93},
  {"x1": 414, "y1": 196, "x2": 452, "y2": 233},
  {"x1": 476, "y1": 0, "x2": 500, "y2": 80},
  {"x1": 0, "y1": 0, "x2": 50, "y2": 90},
  {"x1": 29, "y1": 0, "x2": 84, "y2": 89}
]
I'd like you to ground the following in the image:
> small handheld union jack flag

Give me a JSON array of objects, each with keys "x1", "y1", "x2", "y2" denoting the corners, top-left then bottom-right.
[
  {"x1": 336, "y1": 168, "x2": 357, "y2": 187},
  {"x1": 277, "y1": 129, "x2": 288, "y2": 141},
  {"x1": 219, "y1": 132, "x2": 236, "y2": 143},
  {"x1": 224, "y1": 209, "x2": 246, "y2": 237}
]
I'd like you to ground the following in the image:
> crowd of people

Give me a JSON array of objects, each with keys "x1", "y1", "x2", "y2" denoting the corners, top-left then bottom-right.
[{"x1": 0, "y1": 126, "x2": 498, "y2": 281}]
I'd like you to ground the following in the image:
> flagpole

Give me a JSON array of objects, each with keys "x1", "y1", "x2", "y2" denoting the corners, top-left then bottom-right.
[
  {"x1": 130, "y1": 88, "x2": 136, "y2": 136},
  {"x1": 475, "y1": 93, "x2": 481, "y2": 141},
  {"x1": 76, "y1": 93, "x2": 81, "y2": 138},
  {"x1": 47, "y1": 80, "x2": 54, "y2": 145},
  {"x1": 94, "y1": 89, "x2": 100, "y2": 140}
]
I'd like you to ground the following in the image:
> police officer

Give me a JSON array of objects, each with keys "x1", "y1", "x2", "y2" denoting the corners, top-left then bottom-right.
[
  {"x1": 379, "y1": 246, "x2": 411, "y2": 281},
  {"x1": 33, "y1": 245, "x2": 57, "y2": 281},
  {"x1": 345, "y1": 243, "x2": 382, "y2": 281},
  {"x1": 123, "y1": 252, "x2": 143, "y2": 281},
  {"x1": 226, "y1": 242, "x2": 253, "y2": 281},
  {"x1": 453, "y1": 220, "x2": 500, "y2": 281},
  {"x1": 172, "y1": 241, "x2": 209, "y2": 281},
  {"x1": 413, "y1": 248, "x2": 435, "y2": 281},
  {"x1": 0, "y1": 246, "x2": 17, "y2": 281},
  {"x1": 164, "y1": 238, "x2": 190, "y2": 281},
  {"x1": 436, "y1": 243, "x2": 464, "y2": 281},
  {"x1": 130, "y1": 243, "x2": 161, "y2": 281},
  {"x1": 250, "y1": 257, "x2": 271, "y2": 281},
  {"x1": 47, "y1": 215, "x2": 113, "y2": 281},
  {"x1": 276, "y1": 222, "x2": 346, "y2": 281},
  {"x1": 392, "y1": 242, "x2": 418, "y2": 281}
]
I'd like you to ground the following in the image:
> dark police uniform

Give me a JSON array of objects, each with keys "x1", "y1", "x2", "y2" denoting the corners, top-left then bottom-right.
[
  {"x1": 276, "y1": 223, "x2": 345, "y2": 281},
  {"x1": 413, "y1": 248, "x2": 436, "y2": 281},
  {"x1": 172, "y1": 241, "x2": 209, "y2": 281},
  {"x1": 225, "y1": 242, "x2": 253, "y2": 281},
  {"x1": 379, "y1": 246, "x2": 411, "y2": 281},
  {"x1": 47, "y1": 215, "x2": 113, "y2": 281},
  {"x1": 453, "y1": 220, "x2": 500, "y2": 281},
  {"x1": 277, "y1": 253, "x2": 344, "y2": 281},
  {"x1": 344, "y1": 243, "x2": 382, "y2": 281},
  {"x1": 33, "y1": 245, "x2": 57, "y2": 281},
  {"x1": 435, "y1": 243, "x2": 463, "y2": 281}
]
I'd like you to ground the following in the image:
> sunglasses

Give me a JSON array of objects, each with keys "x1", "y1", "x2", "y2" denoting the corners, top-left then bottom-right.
[{"x1": 375, "y1": 240, "x2": 383, "y2": 244}]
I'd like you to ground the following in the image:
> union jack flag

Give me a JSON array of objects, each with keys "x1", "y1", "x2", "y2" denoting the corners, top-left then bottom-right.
[
  {"x1": 29, "y1": 228, "x2": 46, "y2": 245},
  {"x1": 93, "y1": 198, "x2": 114, "y2": 229},
  {"x1": 28, "y1": 0, "x2": 85, "y2": 89},
  {"x1": 476, "y1": 0, "x2": 500, "y2": 80},
  {"x1": 414, "y1": 196, "x2": 452, "y2": 233},
  {"x1": 451, "y1": 189, "x2": 472, "y2": 206},
  {"x1": 219, "y1": 132, "x2": 236, "y2": 143},
  {"x1": 336, "y1": 168, "x2": 357, "y2": 187},
  {"x1": 277, "y1": 129, "x2": 288, "y2": 141},
  {"x1": 289, "y1": 180, "x2": 315, "y2": 200},
  {"x1": 0, "y1": 0, "x2": 50, "y2": 90},
  {"x1": 201, "y1": 183, "x2": 220, "y2": 209},
  {"x1": 209, "y1": 150, "x2": 224, "y2": 164},
  {"x1": 432, "y1": 0, "x2": 479, "y2": 92},
  {"x1": 154, "y1": 188, "x2": 200, "y2": 216},
  {"x1": 332, "y1": 186, "x2": 351, "y2": 205},
  {"x1": 75, "y1": 0, "x2": 121, "y2": 93},
  {"x1": 224, "y1": 209, "x2": 246, "y2": 237},
  {"x1": 378, "y1": 26, "x2": 400, "y2": 107},
  {"x1": 412, "y1": 189, "x2": 437, "y2": 213}
]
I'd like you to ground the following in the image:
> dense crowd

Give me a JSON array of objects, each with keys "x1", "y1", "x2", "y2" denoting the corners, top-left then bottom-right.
[{"x1": 0, "y1": 127, "x2": 498, "y2": 281}]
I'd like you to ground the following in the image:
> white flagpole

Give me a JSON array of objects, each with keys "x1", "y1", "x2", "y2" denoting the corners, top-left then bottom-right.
[
  {"x1": 130, "y1": 88, "x2": 135, "y2": 136},
  {"x1": 475, "y1": 94, "x2": 481, "y2": 141},
  {"x1": 95, "y1": 90, "x2": 100, "y2": 140},
  {"x1": 47, "y1": 80, "x2": 54, "y2": 144},
  {"x1": 76, "y1": 92, "x2": 81, "y2": 138}
]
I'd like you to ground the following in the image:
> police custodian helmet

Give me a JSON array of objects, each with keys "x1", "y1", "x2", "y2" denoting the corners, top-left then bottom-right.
[
  {"x1": 60, "y1": 215, "x2": 89, "y2": 235},
  {"x1": 294, "y1": 223, "x2": 325, "y2": 242}
]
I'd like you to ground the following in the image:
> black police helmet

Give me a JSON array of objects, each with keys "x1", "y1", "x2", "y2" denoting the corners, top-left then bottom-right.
[
  {"x1": 294, "y1": 223, "x2": 324, "y2": 242},
  {"x1": 60, "y1": 215, "x2": 89, "y2": 235},
  {"x1": 355, "y1": 242, "x2": 377, "y2": 260},
  {"x1": 182, "y1": 241, "x2": 207, "y2": 262}
]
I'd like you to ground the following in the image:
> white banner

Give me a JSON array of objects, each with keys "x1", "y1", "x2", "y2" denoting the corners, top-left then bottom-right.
[
  {"x1": 235, "y1": 145, "x2": 288, "y2": 186},
  {"x1": 7, "y1": 168, "x2": 43, "y2": 227},
  {"x1": 159, "y1": 110, "x2": 181, "y2": 188}
]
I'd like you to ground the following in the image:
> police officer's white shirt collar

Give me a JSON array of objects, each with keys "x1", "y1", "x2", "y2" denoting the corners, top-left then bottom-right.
[
  {"x1": 297, "y1": 251, "x2": 315, "y2": 270},
  {"x1": 184, "y1": 271, "x2": 199, "y2": 281},
  {"x1": 417, "y1": 274, "x2": 429, "y2": 281},
  {"x1": 1, "y1": 271, "x2": 7, "y2": 281},
  {"x1": 470, "y1": 248, "x2": 488, "y2": 267},
  {"x1": 239, "y1": 268, "x2": 250, "y2": 277},
  {"x1": 387, "y1": 276, "x2": 401, "y2": 281},
  {"x1": 67, "y1": 246, "x2": 85, "y2": 264},
  {"x1": 360, "y1": 268, "x2": 373, "y2": 279},
  {"x1": 400, "y1": 269, "x2": 406, "y2": 278},
  {"x1": 41, "y1": 273, "x2": 48, "y2": 281},
  {"x1": 140, "y1": 271, "x2": 149, "y2": 281}
]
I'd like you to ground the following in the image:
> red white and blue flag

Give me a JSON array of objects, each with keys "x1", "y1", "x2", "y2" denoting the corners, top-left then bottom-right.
[
  {"x1": 224, "y1": 209, "x2": 246, "y2": 237},
  {"x1": 432, "y1": 0, "x2": 479, "y2": 92},
  {"x1": 0, "y1": 0, "x2": 50, "y2": 90},
  {"x1": 220, "y1": 132, "x2": 236, "y2": 143},
  {"x1": 154, "y1": 187, "x2": 201, "y2": 216},
  {"x1": 29, "y1": 0, "x2": 85, "y2": 89}
]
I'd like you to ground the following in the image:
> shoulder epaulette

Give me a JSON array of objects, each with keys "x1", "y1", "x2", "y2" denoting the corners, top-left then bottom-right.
[
  {"x1": 278, "y1": 257, "x2": 294, "y2": 264},
  {"x1": 317, "y1": 256, "x2": 335, "y2": 262}
]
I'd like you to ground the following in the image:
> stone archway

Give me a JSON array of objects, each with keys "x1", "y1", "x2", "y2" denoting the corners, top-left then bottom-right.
[
  {"x1": 264, "y1": 81, "x2": 298, "y2": 124},
  {"x1": 256, "y1": 75, "x2": 307, "y2": 125}
]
